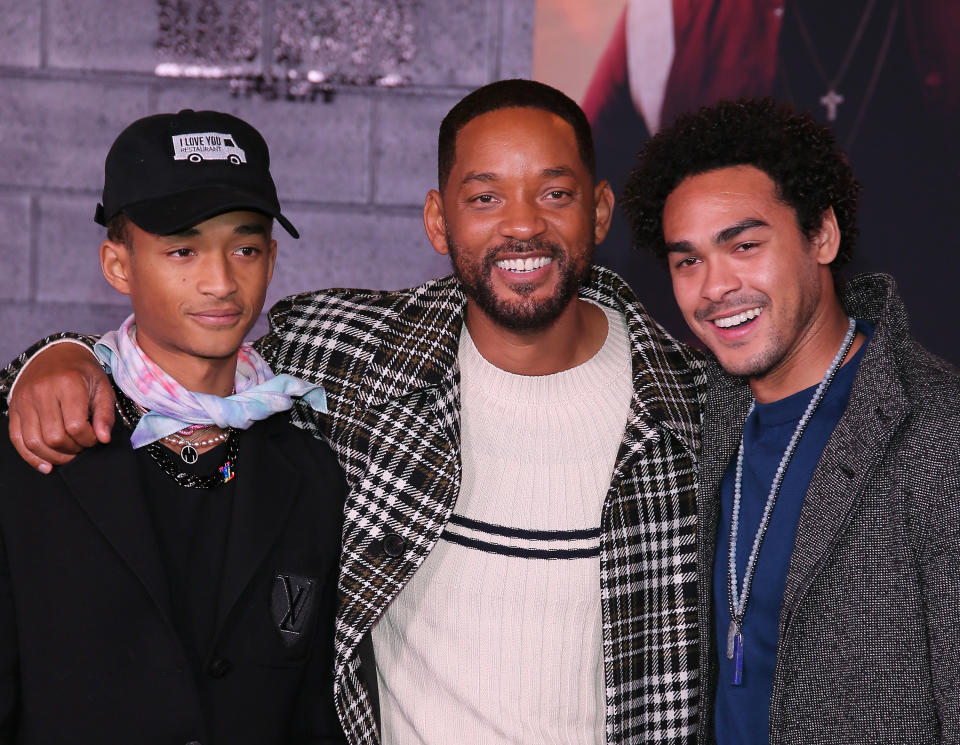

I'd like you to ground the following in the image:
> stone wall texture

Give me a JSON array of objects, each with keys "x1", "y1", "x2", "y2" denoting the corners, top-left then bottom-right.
[{"x1": 0, "y1": 0, "x2": 534, "y2": 363}]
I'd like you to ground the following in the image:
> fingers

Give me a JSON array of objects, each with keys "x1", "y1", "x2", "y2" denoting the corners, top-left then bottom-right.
[
  {"x1": 9, "y1": 410, "x2": 52, "y2": 474},
  {"x1": 9, "y1": 405, "x2": 78, "y2": 472},
  {"x1": 90, "y1": 380, "x2": 116, "y2": 444},
  {"x1": 6, "y1": 341, "x2": 112, "y2": 468},
  {"x1": 35, "y1": 392, "x2": 85, "y2": 456}
]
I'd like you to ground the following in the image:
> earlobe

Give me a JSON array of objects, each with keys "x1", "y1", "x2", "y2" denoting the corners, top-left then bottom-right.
[
  {"x1": 99, "y1": 241, "x2": 132, "y2": 295},
  {"x1": 593, "y1": 181, "x2": 615, "y2": 245},
  {"x1": 815, "y1": 207, "x2": 841, "y2": 265},
  {"x1": 423, "y1": 189, "x2": 450, "y2": 256}
]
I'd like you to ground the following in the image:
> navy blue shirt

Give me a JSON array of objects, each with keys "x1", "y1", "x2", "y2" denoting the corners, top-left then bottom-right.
[{"x1": 714, "y1": 321, "x2": 873, "y2": 745}]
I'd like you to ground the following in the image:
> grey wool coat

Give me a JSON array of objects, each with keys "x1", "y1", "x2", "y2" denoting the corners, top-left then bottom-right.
[{"x1": 695, "y1": 273, "x2": 960, "y2": 745}]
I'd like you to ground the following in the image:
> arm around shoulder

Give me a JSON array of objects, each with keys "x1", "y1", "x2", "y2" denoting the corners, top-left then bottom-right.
[{"x1": 3, "y1": 333, "x2": 112, "y2": 472}]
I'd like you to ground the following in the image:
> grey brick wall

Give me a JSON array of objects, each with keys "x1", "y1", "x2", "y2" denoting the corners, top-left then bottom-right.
[{"x1": 0, "y1": 0, "x2": 534, "y2": 363}]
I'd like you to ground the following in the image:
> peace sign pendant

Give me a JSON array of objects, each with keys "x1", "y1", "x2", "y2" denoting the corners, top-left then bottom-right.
[{"x1": 180, "y1": 444, "x2": 199, "y2": 464}]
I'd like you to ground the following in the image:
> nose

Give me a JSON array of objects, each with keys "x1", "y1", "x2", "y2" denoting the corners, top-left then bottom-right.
[
  {"x1": 196, "y1": 251, "x2": 239, "y2": 298},
  {"x1": 699, "y1": 256, "x2": 741, "y2": 302},
  {"x1": 497, "y1": 196, "x2": 547, "y2": 242}
]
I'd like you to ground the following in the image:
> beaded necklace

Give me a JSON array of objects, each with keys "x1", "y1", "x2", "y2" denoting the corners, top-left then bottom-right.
[
  {"x1": 114, "y1": 387, "x2": 239, "y2": 489},
  {"x1": 162, "y1": 428, "x2": 232, "y2": 465},
  {"x1": 726, "y1": 317, "x2": 856, "y2": 685}
]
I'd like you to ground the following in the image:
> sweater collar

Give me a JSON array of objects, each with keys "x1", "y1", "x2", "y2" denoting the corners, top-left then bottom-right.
[{"x1": 368, "y1": 266, "x2": 704, "y2": 454}]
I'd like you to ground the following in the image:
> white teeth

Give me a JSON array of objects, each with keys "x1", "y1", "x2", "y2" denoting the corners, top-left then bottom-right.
[
  {"x1": 495, "y1": 256, "x2": 553, "y2": 273},
  {"x1": 713, "y1": 306, "x2": 763, "y2": 329}
]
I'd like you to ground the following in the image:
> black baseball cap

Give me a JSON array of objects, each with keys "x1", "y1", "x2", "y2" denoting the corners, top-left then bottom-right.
[{"x1": 95, "y1": 109, "x2": 298, "y2": 238}]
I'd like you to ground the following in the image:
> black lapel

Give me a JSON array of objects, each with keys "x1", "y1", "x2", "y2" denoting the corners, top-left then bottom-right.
[
  {"x1": 214, "y1": 417, "x2": 300, "y2": 636},
  {"x1": 57, "y1": 425, "x2": 175, "y2": 631}
]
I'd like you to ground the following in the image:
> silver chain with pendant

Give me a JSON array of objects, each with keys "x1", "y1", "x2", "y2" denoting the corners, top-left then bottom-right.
[
  {"x1": 726, "y1": 318, "x2": 856, "y2": 675},
  {"x1": 790, "y1": 0, "x2": 900, "y2": 141}
]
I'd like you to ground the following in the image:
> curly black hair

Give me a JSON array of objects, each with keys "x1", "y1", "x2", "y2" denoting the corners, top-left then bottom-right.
[{"x1": 621, "y1": 98, "x2": 861, "y2": 274}]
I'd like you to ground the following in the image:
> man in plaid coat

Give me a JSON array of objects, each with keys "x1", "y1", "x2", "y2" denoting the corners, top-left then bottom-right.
[{"x1": 4, "y1": 80, "x2": 704, "y2": 743}]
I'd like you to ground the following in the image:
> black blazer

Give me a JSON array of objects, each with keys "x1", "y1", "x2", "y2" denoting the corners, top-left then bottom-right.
[{"x1": 0, "y1": 414, "x2": 347, "y2": 745}]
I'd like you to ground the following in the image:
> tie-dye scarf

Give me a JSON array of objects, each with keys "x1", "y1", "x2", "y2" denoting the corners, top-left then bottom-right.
[{"x1": 94, "y1": 314, "x2": 327, "y2": 448}]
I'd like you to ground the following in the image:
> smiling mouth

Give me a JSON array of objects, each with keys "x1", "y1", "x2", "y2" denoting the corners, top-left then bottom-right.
[
  {"x1": 494, "y1": 256, "x2": 554, "y2": 274},
  {"x1": 712, "y1": 306, "x2": 763, "y2": 329}
]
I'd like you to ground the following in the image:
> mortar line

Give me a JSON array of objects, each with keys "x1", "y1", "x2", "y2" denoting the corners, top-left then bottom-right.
[
  {"x1": 28, "y1": 194, "x2": 40, "y2": 302},
  {"x1": 367, "y1": 96, "x2": 379, "y2": 205},
  {"x1": 261, "y1": 0, "x2": 275, "y2": 78},
  {"x1": 38, "y1": 0, "x2": 49, "y2": 68}
]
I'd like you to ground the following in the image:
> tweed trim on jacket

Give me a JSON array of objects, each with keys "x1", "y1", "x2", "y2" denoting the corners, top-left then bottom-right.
[
  {"x1": 694, "y1": 273, "x2": 960, "y2": 744},
  {"x1": 0, "y1": 266, "x2": 707, "y2": 744}
]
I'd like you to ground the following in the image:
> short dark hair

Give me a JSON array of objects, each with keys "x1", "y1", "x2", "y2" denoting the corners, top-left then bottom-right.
[
  {"x1": 437, "y1": 79, "x2": 596, "y2": 191},
  {"x1": 621, "y1": 98, "x2": 861, "y2": 274},
  {"x1": 106, "y1": 213, "x2": 132, "y2": 249}
]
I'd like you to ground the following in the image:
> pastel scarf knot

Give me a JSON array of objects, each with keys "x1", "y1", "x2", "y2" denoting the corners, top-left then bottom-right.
[{"x1": 94, "y1": 314, "x2": 327, "y2": 448}]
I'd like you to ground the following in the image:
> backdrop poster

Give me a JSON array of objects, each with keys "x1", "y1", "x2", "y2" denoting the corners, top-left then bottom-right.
[{"x1": 534, "y1": 0, "x2": 959, "y2": 364}]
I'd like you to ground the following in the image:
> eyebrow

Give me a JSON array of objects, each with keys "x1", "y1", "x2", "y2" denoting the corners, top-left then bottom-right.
[
  {"x1": 165, "y1": 222, "x2": 268, "y2": 239},
  {"x1": 167, "y1": 227, "x2": 201, "y2": 238},
  {"x1": 541, "y1": 166, "x2": 576, "y2": 178},
  {"x1": 461, "y1": 171, "x2": 496, "y2": 185},
  {"x1": 459, "y1": 165, "x2": 578, "y2": 186},
  {"x1": 233, "y1": 223, "x2": 268, "y2": 236},
  {"x1": 715, "y1": 218, "x2": 769, "y2": 244},
  {"x1": 665, "y1": 218, "x2": 770, "y2": 254},
  {"x1": 665, "y1": 239, "x2": 696, "y2": 254}
]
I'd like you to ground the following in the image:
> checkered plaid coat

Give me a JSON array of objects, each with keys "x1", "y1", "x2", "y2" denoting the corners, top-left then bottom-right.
[
  {"x1": 256, "y1": 266, "x2": 706, "y2": 744},
  {"x1": 0, "y1": 266, "x2": 705, "y2": 744}
]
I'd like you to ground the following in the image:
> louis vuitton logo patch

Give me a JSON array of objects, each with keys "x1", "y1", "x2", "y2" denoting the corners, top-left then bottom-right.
[{"x1": 271, "y1": 573, "x2": 316, "y2": 646}]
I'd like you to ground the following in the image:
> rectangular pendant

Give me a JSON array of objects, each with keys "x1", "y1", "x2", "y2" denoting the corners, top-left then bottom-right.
[
  {"x1": 732, "y1": 633, "x2": 743, "y2": 686},
  {"x1": 726, "y1": 620, "x2": 736, "y2": 659}
]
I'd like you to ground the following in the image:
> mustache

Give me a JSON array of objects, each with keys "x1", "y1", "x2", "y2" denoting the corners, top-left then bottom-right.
[
  {"x1": 693, "y1": 293, "x2": 769, "y2": 322},
  {"x1": 483, "y1": 238, "x2": 562, "y2": 265}
]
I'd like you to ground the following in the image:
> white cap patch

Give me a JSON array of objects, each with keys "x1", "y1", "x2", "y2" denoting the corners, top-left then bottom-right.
[{"x1": 172, "y1": 132, "x2": 247, "y2": 164}]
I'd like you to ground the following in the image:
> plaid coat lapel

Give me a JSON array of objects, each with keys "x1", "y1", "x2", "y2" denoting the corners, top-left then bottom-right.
[
  {"x1": 583, "y1": 268, "x2": 705, "y2": 743},
  {"x1": 260, "y1": 277, "x2": 467, "y2": 743}
]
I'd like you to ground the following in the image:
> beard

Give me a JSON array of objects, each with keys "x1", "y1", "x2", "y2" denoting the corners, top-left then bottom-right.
[
  {"x1": 446, "y1": 231, "x2": 593, "y2": 332},
  {"x1": 693, "y1": 260, "x2": 823, "y2": 379}
]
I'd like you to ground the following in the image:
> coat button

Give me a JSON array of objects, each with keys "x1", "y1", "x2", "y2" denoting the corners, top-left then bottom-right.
[
  {"x1": 383, "y1": 532, "x2": 407, "y2": 557},
  {"x1": 208, "y1": 657, "x2": 232, "y2": 678}
]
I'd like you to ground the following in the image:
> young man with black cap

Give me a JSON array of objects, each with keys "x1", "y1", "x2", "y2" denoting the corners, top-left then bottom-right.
[{"x1": 0, "y1": 110, "x2": 347, "y2": 744}]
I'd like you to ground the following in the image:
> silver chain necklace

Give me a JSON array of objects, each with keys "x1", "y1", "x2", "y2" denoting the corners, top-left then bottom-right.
[
  {"x1": 726, "y1": 317, "x2": 856, "y2": 685},
  {"x1": 162, "y1": 429, "x2": 232, "y2": 464}
]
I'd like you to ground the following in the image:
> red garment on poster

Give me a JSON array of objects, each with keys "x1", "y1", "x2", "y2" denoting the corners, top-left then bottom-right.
[{"x1": 583, "y1": 0, "x2": 959, "y2": 129}]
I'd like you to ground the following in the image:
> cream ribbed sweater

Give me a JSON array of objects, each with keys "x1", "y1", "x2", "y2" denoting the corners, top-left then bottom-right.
[{"x1": 371, "y1": 303, "x2": 634, "y2": 744}]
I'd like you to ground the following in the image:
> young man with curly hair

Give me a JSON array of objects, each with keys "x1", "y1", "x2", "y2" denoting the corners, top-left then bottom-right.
[{"x1": 622, "y1": 98, "x2": 960, "y2": 744}]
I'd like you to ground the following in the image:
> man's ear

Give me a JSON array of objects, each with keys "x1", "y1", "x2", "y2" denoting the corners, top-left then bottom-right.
[
  {"x1": 100, "y1": 240, "x2": 132, "y2": 295},
  {"x1": 593, "y1": 180, "x2": 615, "y2": 245},
  {"x1": 813, "y1": 206, "x2": 841, "y2": 265},
  {"x1": 423, "y1": 189, "x2": 450, "y2": 256}
]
